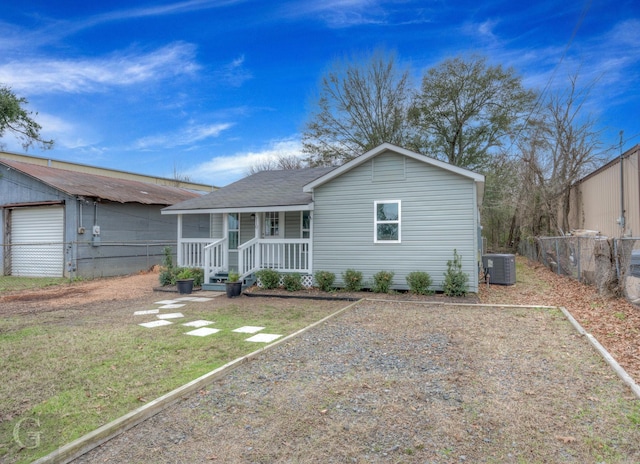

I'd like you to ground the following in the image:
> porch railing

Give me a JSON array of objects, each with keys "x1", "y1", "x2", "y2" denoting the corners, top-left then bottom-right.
[
  {"x1": 180, "y1": 237, "x2": 311, "y2": 283},
  {"x1": 203, "y1": 238, "x2": 227, "y2": 283},
  {"x1": 239, "y1": 238, "x2": 311, "y2": 276},
  {"x1": 238, "y1": 238, "x2": 259, "y2": 277},
  {"x1": 178, "y1": 238, "x2": 215, "y2": 268}
]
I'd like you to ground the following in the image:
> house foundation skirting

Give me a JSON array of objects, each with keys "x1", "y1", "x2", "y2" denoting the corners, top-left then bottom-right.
[{"x1": 257, "y1": 274, "x2": 314, "y2": 288}]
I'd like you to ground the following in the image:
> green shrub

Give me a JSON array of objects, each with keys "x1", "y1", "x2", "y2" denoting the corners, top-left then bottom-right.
[
  {"x1": 342, "y1": 268, "x2": 363, "y2": 292},
  {"x1": 227, "y1": 270, "x2": 240, "y2": 283},
  {"x1": 176, "y1": 268, "x2": 194, "y2": 280},
  {"x1": 159, "y1": 268, "x2": 174, "y2": 286},
  {"x1": 406, "y1": 271, "x2": 432, "y2": 295},
  {"x1": 372, "y1": 270, "x2": 394, "y2": 293},
  {"x1": 282, "y1": 273, "x2": 303, "y2": 292},
  {"x1": 256, "y1": 268, "x2": 280, "y2": 289},
  {"x1": 443, "y1": 249, "x2": 468, "y2": 297},
  {"x1": 159, "y1": 246, "x2": 175, "y2": 286},
  {"x1": 314, "y1": 270, "x2": 336, "y2": 292},
  {"x1": 191, "y1": 267, "x2": 204, "y2": 287}
]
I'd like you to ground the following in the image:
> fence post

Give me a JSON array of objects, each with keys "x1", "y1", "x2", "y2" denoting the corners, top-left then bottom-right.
[
  {"x1": 555, "y1": 238, "x2": 560, "y2": 274},
  {"x1": 577, "y1": 238, "x2": 581, "y2": 281}
]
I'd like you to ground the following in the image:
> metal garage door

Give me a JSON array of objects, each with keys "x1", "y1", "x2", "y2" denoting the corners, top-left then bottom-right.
[{"x1": 11, "y1": 206, "x2": 64, "y2": 277}]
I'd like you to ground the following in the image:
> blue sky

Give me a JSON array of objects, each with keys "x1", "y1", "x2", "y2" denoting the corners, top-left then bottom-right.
[{"x1": 1, "y1": 0, "x2": 639, "y2": 186}]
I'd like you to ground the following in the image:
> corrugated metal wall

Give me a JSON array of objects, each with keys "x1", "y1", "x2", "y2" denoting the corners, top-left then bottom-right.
[{"x1": 569, "y1": 146, "x2": 640, "y2": 237}]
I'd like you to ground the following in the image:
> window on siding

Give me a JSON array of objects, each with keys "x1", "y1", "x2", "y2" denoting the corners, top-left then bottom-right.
[
  {"x1": 301, "y1": 211, "x2": 310, "y2": 238},
  {"x1": 228, "y1": 213, "x2": 239, "y2": 249},
  {"x1": 374, "y1": 201, "x2": 401, "y2": 243}
]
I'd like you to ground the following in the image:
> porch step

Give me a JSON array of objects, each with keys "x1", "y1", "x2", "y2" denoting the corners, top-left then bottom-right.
[{"x1": 203, "y1": 273, "x2": 255, "y2": 292}]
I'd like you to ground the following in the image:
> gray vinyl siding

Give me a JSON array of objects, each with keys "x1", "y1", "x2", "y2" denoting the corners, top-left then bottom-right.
[
  {"x1": 312, "y1": 151, "x2": 479, "y2": 292},
  {"x1": 284, "y1": 211, "x2": 302, "y2": 238},
  {"x1": 239, "y1": 213, "x2": 255, "y2": 243},
  {"x1": 210, "y1": 214, "x2": 223, "y2": 238}
]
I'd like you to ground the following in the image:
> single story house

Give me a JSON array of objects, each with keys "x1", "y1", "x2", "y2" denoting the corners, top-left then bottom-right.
[
  {"x1": 0, "y1": 157, "x2": 209, "y2": 278},
  {"x1": 162, "y1": 143, "x2": 485, "y2": 293}
]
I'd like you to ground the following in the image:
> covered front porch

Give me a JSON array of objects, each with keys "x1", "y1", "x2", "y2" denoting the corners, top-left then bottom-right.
[{"x1": 175, "y1": 210, "x2": 312, "y2": 290}]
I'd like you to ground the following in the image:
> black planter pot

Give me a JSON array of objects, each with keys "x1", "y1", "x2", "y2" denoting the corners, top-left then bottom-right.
[
  {"x1": 225, "y1": 281, "x2": 242, "y2": 298},
  {"x1": 176, "y1": 278, "x2": 194, "y2": 294}
]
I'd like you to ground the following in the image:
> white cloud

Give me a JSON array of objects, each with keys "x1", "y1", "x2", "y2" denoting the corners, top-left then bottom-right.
[
  {"x1": 0, "y1": 42, "x2": 200, "y2": 94},
  {"x1": 282, "y1": 0, "x2": 385, "y2": 28},
  {"x1": 189, "y1": 137, "x2": 303, "y2": 185},
  {"x1": 215, "y1": 55, "x2": 253, "y2": 87},
  {"x1": 134, "y1": 122, "x2": 234, "y2": 150}
]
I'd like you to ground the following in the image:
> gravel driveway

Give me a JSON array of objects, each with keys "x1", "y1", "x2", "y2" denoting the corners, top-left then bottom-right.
[{"x1": 75, "y1": 300, "x2": 640, "y2": 463}]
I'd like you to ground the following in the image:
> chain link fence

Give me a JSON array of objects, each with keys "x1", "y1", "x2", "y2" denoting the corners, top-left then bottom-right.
[
  {"x1": 519, "y1": 236, "x2": 640, "y2": 303},
  {"x1": 1, "y1": 241, "x2": 175, "y2": 293}
]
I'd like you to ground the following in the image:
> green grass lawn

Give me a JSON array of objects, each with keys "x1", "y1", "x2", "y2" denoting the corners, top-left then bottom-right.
[{"x1": 0, "y1": 297, "x2": 347, "y2": 463}]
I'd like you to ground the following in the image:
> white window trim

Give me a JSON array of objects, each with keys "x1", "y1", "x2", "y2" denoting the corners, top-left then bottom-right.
[
  {"x1": 263, "y1": 211, "x2": 283, "y2": 238},
  {"x1": 374, "y1": 200, "x2": 401, "y2": 244},
  {"x1": 228, "y1": 212, "x2": 240, "y2": 250},
  {"x1": 301, "y1": 211, "x2": 311, "y2": 239}
]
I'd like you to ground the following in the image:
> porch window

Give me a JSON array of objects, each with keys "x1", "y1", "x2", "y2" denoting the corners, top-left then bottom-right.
[
  {"x1": 228, "y1": 213, "x2": 239, "y2": 249},
  {"x1": 264, "y1": 212, "x2": 279, "y2": 237},
  {"x1": 301, "y1": 211, "x2": 311, "y2": 239},
  {"x1": 374, "y1": 200, "x2": 401, "y2": 243}
]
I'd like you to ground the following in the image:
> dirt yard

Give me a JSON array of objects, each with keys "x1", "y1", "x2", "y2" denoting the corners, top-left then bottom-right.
[{"x1": 2, "y1": 261, "x2": 640, "y2": 463}]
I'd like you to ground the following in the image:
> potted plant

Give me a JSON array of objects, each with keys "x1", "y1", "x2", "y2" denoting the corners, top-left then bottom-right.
[
  {"x1": 225, "y1": 270, "x2": 242, "y2": 298},
  {"x1": 175, "y1": 268, "x2": 195, "y2": 294}
]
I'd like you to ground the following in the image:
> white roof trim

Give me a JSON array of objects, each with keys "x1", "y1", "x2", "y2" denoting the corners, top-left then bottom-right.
[
  {"x1": 303, "y1": 143, "x2": 484, "y2": 192},
  {"x1": 162, "y1": 204, "x2": 313, "y2": 215}
]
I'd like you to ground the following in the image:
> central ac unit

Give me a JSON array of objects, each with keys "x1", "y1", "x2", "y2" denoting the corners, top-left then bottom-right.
[{"x1": 482, "y1": 254, "x2": 516, "y2": 285}]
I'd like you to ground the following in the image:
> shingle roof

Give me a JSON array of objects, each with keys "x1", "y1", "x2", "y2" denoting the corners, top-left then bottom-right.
[
  {"x1": 0, "y1": 158, "x2": 200, "y2": 205},
  {"x1": 163, "y1": 167, "x2": 335, "y2": 212}
]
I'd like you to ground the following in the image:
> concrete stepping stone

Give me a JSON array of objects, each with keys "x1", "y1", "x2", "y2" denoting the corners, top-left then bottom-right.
[
  {"x1": 157, "y1": 313, "x2": 184, "y2": 320},
  {"x1": 157, "y1": 304, "x2": 185, "y2": 309},
  {"x1": 175, "y1": 296, "x2": 216, "y2": 302},
  {"x1": 185, "y1": 327, "x2": 220, "y2": 337},
  {"x1": 183, "y1": 320, "x2": 214, "y2": 328},
  {"x1": 134, "y1": 309, "x2": 159, "y2": 315},
  {"x1": 233, "y1": 326, "x2": 265, "y2": 334},
  {"x1": 245, "y1": 333, "x2": 282, "y2": 343},
  {"x1": 139, "y1": 320, "x2": 173, "y2": 328},
  {"x1": 154, "y1": 300, "x2": 180, "y2": 305}
]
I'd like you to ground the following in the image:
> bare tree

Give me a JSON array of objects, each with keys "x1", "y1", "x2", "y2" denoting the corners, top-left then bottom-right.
[
  {"x1": 302, "y1": 49, "x2": 413, "y2": 167},
  {"x1": 512, "y1": 75, "x2": 604, "y2": 243},
  {"x1": 246, "y1": 154, "x2": 306, "y2": 175},
  {"x1": 410, "y1": 55, "x2": 536, "y2": 171}
]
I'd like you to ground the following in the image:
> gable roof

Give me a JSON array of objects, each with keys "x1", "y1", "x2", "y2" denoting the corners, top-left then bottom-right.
[
  {"x1": 303, "y1": 143, "x2": 485, "y2": 193},
  {"x1": 163, "y1": 167, "x2": 335, "y2": 214},
  {"x1": 0, "y1": 158, "x2": 199, "y2": 205}
]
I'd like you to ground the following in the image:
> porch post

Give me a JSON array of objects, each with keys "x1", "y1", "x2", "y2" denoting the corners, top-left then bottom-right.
[
  {"x1": 177, "y1": 214, "x2": 183, "y2": 266},
  {"x1": 255, "y1": 212, "x2": 262, "y2": 269},
  {"x1": 308, "y1": 210, "x2": 313, "y2": 275},
  {"x1": 222, "y1": 213, "x2": 229, "y2": 271}
]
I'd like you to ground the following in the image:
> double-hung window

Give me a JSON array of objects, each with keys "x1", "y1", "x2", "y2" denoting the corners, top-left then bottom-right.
[
  {"x1": 301, "y1": 211, "x2": 311, "y2": 239},
  {"x1": 374, "y1": 200, "x2": 401, "y2": 243},
  {"x1": 228, "y1": 213, "x2": 239, "y2": 249}
]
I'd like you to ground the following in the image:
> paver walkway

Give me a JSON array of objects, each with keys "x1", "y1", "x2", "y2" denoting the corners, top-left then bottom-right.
[{"x1": 134, "y1": 295, "x2": 283, "y2": 343}]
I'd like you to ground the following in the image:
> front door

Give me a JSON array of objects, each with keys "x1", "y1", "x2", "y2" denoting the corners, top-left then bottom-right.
[{"x1": 263, "y1": 212, "x2": 282, "y2": 268}]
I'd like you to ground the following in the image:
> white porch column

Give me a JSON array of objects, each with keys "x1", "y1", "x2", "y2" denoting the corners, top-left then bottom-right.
[
  {"x1": 177, "y1": 214, "x2": 183, "y2": 266},
  {"x1": 222, "y1": 213, "x2": 229, "y2": 271}
]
